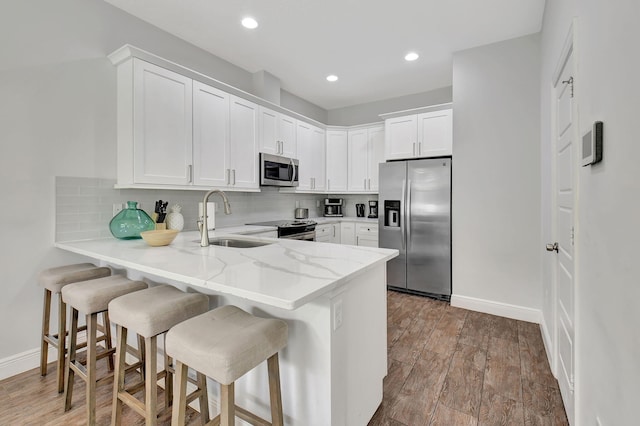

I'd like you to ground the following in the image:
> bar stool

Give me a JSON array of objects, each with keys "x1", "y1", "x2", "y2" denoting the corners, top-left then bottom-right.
[
  {"x1": 108, "y1": 285, "x2": 210, "y2": 426},
  {"x1": 166, "y1": 305, "x2": 288, "y2": 426},
  {"x1": 38, "y1": 263, "x2": 111, "y2": 393},
  {"x1": 62, "y1": 275, "x2": 148, "y2": 425}
]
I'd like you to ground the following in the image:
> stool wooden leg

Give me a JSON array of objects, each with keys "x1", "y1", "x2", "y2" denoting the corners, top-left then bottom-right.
[
  {"x1": 102, "y1": 311, "x2": 115, "y2": 371},
  {"x1": 40, "y1": 288, "x2": 52, "y2": 377},
  {"x1": 196, "y1": 372, "x2": 209, "y2": 425},
  {"x1": 171, "y1": 361, "x2": 188, "y2": 426},
  {"x1": 86, "y1": 313, "x2": 98, "y2": 425},
  {"x1": 164, "y1": 346, "x2": 173, "y2": 409},
  {"x1": 64, "y1": 307, "x2": 79, "y2": 412},
  {"x1": 267, "y1": 353, "x2": 284, "y2": 426},
  {"x1": 138, "y1": 335, "x2": 146, "y2": 379},
  {"x1": 220, "y1": 382, "x2": 235, "y2": 426},
  {"x1": 111, "y1": 325, "x2": 127, "y2": 426},
  {"x1": 145, "y1": 336, "x2": 158, "y2": 426},
  {"x1": 56, "y1": 293, "x2": 67, "y2": 393}
]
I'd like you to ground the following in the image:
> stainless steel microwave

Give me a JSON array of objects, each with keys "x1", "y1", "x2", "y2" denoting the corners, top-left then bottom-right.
[{"x1": 260, "y1": 153, "x2": 299, "y2": 187}]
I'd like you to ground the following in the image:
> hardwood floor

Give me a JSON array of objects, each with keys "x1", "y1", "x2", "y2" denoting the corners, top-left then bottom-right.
[
  {"x1": 370, "y1": 291, "x2": 568, "y2": 426},
  {"x1": 0, "y1": 291, "x2": 567, "y2": 425}
]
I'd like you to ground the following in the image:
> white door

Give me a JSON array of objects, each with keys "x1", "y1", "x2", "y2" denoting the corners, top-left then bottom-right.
[
  {"x1": 193, "y1": 81, "x2": 229, "y2": 187},
  {"x1": 326, "y1": 130, "x2": 348, "y2": 192},
  {"x1": 417, "y1": 109, "x2": 453, "y2": 157},
  {"x1": 347, "y1": 128, "x2": 368, "y2": 191},
  {"x1": 229, "y1": 96, "x2": 259, "y2": 189},
  {"x1": 133, "y1": 59, "x2": 193, "y2": 185},
  {"x1": 550, "y1": 51, "x2": 576, "y2": 425},
  {"x1": 384, "y1": 115, "x2": 417, "y2": 160},
  {"x1": 367, "y1": 126, "x2": 385, "y2": 191}
]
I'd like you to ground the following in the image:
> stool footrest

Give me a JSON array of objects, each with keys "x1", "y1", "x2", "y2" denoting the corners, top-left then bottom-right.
[
  {"x1": 207, "y1": 405, "x2": 272, "y2": 426},
  {"x1": 117, "y1": 391, "x2": 146, "y2": 418}
]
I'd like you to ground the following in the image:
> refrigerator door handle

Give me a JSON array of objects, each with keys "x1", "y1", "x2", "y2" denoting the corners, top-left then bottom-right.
[
  {"x1": 406, "y1": 179, "x2": 412, "y2": 247},
  {"x1": 400, "y1": 179, "x2": 406, "y2": 250}
]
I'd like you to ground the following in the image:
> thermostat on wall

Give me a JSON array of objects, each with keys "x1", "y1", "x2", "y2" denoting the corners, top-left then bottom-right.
[{"x1": 582, "y1": 121, "x2": 603, "y2": 166}]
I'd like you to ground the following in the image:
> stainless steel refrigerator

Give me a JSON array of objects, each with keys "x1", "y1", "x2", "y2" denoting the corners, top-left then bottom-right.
[{"x1": 378, "y1": 158, "x2": 451, "y2": 300}]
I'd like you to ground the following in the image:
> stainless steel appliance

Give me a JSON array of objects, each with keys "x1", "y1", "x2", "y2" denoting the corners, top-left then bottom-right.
[
  {"x1": 368, "y1": 200, "x2": 378, "y2": 218},
  {"x1": 260, "y1": 153, "x2": 299, "y2": 187},
  {"x1": 356, "y1": 204, "x2": 365, "y2": 217},
  {"x1": 294, "y1": 208, "x2": 309, "y2": 219},
  {"x1": 379, "y1": 158, "x2": 451, "y2": 300},
  {"x1": 324, "y1": 198, "x2": 343, "y2": 217},
  {"x1": 247, "y1": 219, "x2": 316, "y2": 241}
]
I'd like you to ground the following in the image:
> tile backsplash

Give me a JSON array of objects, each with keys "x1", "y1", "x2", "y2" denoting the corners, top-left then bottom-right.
[{"x1": 55, "y1": 177, "x2": 377, "y2": 242}]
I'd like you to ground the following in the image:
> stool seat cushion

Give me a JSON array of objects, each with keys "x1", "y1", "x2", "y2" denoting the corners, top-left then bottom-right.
[
  {"x1": 166, "y1": 305, "x2": 288, "y2": 385},
  {"x1": 108, "y1": 285, "x2": 209, "y2": 338},
  {"x1": 62, "y1": 275, "x2": 147, "y2": 314},
  {"x1": 39, "y1": 263, "x2": 111, "y2": 294}
]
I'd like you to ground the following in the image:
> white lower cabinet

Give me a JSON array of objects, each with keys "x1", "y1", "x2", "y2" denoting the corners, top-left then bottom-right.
[
  {"x1": 315, "y1": 223, "x2": 339, "y2": 243},
  {"x1": 340, "y1": 222, "x2": 356, "y2": 245},
  {"x1": 356, "y1": 223, "x2": 378, "y2": 247}
]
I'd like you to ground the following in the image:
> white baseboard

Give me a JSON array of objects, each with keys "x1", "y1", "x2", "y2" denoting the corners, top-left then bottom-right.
[
  {"x1": 0, "y1": 346, "x2": 60, "y2": 381},
  {"x1": 450, "y1": 294, "x2": 542, "y2": 323},
  {"x1": 540, "y1": 314, "x2": 557, "y2": 377}
]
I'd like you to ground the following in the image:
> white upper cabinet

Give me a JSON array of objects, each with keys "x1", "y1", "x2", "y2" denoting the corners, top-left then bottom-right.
[
  {"x1": 384, "y1": 108, "x2": 452, "y2": 160},
  {"x1": 325, "y1": 130, "x2": 348, "y2": 192},
  {"x1": 228, "y1": 96, "x2": 259, "y2": 189},
  {"x1": 190, "y1": 85, "x2": 259, "y2": 190},
  {"x1": 131, "y1": 59, "x2": 193, "y2": 185},
  {"x1": 259, "y1": 107, "x2": 297, "y2": 158},
  {"x1": 193, "y1": 81, "x2": 229, "y2": 187},
  {"x1": 296, "y1": 121, "x2": 326, "y2": 192},
  {"x1": 348, "y1": 125, "x2": 384, "y2": 192}
]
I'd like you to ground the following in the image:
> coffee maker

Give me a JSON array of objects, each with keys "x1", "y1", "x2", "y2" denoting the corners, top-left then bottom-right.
[
  {"x1": 324, "y1": 198, "x2": 343, "y2": 217},
  {"x1": 368, "y1": 200, "x2": 378, "y2": 218}
]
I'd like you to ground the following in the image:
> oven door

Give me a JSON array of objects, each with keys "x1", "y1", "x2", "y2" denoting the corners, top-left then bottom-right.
[
  {"x1": 278, "y1": 230, "x2": 316, "y2": 241},
  {"x1": 260, "y1": 153, "x2": 299, "y2": 187}
]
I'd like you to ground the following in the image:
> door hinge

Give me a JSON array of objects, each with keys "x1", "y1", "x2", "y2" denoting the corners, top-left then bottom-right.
[{"x1": 562, "y1": 76, "x2": 574, "y2": 98}]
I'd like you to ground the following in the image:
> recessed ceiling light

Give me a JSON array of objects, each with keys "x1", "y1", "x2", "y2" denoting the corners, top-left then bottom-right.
[
  {"x1": 241, "y1": 17, "x2": 258, "y2": 29},
  {"x1": 405, "y1": 52, "x2": 419, "y2": 61},
  {"x1": 326, "y1": 75, "x2": 338, "y2": 82}
]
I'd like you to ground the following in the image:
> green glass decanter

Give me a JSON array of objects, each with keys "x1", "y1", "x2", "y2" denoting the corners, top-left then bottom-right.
[{"x1": 109, "y1": 201, "x2": 155, "y2": 239}]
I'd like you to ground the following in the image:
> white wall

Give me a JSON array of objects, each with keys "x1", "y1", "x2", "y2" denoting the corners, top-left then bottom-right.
[
  {"x1": 451, "y1": 34, "x2": 542, "y2": 316},
  {"x1": 540, "y1": 1, "x2": 640, "y2": 424}
]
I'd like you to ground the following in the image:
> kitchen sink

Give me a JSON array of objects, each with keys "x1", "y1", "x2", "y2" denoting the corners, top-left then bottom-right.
[{"x1": 201, "y1": 237, "x2": 273, "y2": 248}]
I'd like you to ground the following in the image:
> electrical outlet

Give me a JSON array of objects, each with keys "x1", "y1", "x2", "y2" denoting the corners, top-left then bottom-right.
[
  {"x1": 112, "y1": 203, "x2": 123, "y2": 217},
  {"x1": 333, "y1": 299, "x2": 343, "y2": 331},
  {"x1": 316, "y1": 200, "x2": 320, "y2": 208},
  {"x1": 295, "y1": 200, "x2": 300, "y2": 208}
]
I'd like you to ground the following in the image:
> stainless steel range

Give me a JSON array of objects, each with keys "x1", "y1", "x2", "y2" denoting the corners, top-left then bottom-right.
[{"x1": 247, "y1": 220, "x2": 317, "y2": 241}]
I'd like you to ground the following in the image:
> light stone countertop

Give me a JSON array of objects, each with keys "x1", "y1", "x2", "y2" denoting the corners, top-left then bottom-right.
[{"x1": 55, "y1": 227, "x2": 397, "y2": 310}]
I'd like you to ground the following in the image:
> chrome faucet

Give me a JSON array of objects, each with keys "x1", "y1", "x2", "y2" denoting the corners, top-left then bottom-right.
[{"x1": 199, "y1": 189, "x2": 232, "y2": 247}]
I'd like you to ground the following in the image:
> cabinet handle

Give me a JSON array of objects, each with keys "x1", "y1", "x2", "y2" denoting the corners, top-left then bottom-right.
[
  {"x1": 413, "y1": 142, "x2": 416, "y2": 156},
  {"x1": 327, "y1": 179, "x2": 330, "y2": 191},
  {"x1": 368, "y1": 178, "x2": 371, "y2": 190},
  {"x1": 187, "y1": 165, "x2": 193, "y2": 183},
  {"x1": 226, "y1": 169, "x2": 230, "y2": 185},
  {"x1": 232, "y1": 169, "x2": 236, "y2": 185},
  {"x1": 418, "y1": 142, "x2": 422, "y2": 155}
]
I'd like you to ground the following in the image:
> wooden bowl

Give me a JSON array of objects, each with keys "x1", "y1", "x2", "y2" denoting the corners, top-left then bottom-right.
[{"x1": 140, "y1": 229, "x2": 179, "y2": 247}]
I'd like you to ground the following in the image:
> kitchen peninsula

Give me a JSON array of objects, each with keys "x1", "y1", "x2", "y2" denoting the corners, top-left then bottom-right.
[{"x1": 56, "y1": 230, "x2": 398, "y2": 426}]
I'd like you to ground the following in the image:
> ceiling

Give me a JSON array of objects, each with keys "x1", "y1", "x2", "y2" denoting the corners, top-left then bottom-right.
[{"x1": 104, "y1": 0, "x2": 545, "y2": 110}]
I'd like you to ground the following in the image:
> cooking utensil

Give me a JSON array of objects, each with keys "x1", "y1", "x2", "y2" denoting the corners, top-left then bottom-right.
[{"x1": 295, "y1": 208, "x2": 309, "y2": 219}]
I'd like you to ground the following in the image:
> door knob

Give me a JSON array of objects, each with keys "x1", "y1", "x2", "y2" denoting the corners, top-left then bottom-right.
[{"x1": 546, "y1": 242, "x2": 559, "y2": 253}]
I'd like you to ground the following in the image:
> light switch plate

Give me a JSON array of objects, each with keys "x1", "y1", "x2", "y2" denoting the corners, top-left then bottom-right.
[{"x1": 333, "y1": 299, "x2": 343, "y2": 331}]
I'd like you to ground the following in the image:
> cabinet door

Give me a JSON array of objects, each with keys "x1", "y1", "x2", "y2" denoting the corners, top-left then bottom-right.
[
  {"x1": 348, "y1": 129, "x2": 368, "y2": 191},
  {"x1": 311, "y1": 126, "x2": 326, "y2": 191},
  {"x1": 340, "y1": 222, "x2": 356, "y2": 245},
  {"x1": 229, "y1": 96, "x2": 259, "y2": 189},
  {"x1": 326, "y1": 130, "x2": 348, "y2": 192},
  {"x1": 331, "y1": 223, "x2": 341, "y2": 243},
  {"x1": 384, "y1": 115, "x2": 417, "y2": 160},
  {"x1": 193, "y1": 81, "x2": 229, "y2": 187},
  {"x1": 133, "y1": 59, "x2": 193, "y2": 184},
  {"x1": 296, "y1": 122, "x2": 313, "y2": 190},
  {"x1": 278, "y1": 114, "x2": 297, "y2": 158},
  {"x1": 417, "y1": 109, "x2": 453, "y2": 157},
  {"x1": 259, "y1": 107, "x2": 279, "y2": 155},
  {"x1": 356, "y1": 235, "x2": 379, "y2": 247},
  {"x1": 367, "y1": 126, "x2": 385, "y2": 191}
]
